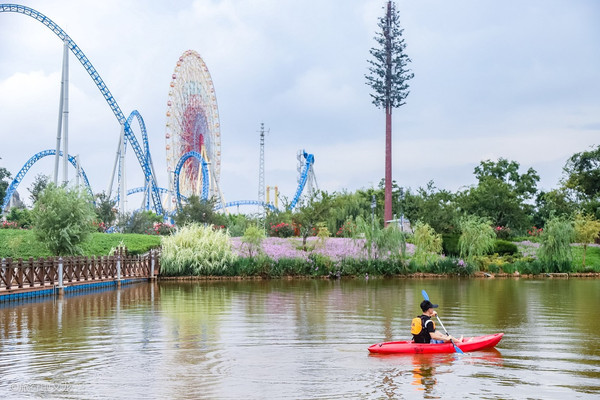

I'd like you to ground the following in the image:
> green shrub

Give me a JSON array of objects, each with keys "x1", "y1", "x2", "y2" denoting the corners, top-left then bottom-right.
[
  {"x1": 6, "y1": 207, "x2": 32, "y2": 229},
  {"x1": 442, "y1": 234, "x2": 460, "y2": 256},
  {"x1": 160, "y1": 224, "x2": 237, "y2": 276},
  {"x1": 274, "y1": 258, "x2": 307, "y2": 276},
  {"x1": 425, "y1": 257, "x2": 474, "y2": 276},
  {"x1": 339, "y1": 258, "x2": 366, "y2": 275},
  {"x1": 268, "y1": 222, "x2": 295, "y2": 238},
  {"x1": 241, "y1": 225, "x2": 266, "y2": 257},
  {"x1": 493, "y1": 240, "x2": 518, "y2": 255},
  {"x1": 336, "y1": 219, "x2": 356, "y2": 238},
  {"x1": 501, "y1": 263, "x2": 516, "y2": 274},
  {"x1": 487, "y1": 263, "x2": 500, "y2": 273},
  {"x1": 514, "y1": 259, "x2": 543, "y2": 275},
  {"x1": 308, "y1": 253, "x2": 334, "y2": 275},
  {"x1": 494, "y1": 226, "x2": 511, "y2": 240},
  {"x1": 32, "y1": 183, "x2": 96, "y2": 256}
]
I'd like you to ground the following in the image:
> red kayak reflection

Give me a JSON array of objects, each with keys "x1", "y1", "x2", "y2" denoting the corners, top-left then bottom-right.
[{"x1": 370, "y1": 348, "x2": 503, "y2": 395}]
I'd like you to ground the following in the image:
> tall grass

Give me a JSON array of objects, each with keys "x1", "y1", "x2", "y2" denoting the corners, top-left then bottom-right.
[{"x1": 160, "y1": 224, "x2": 237, "y2": 276}]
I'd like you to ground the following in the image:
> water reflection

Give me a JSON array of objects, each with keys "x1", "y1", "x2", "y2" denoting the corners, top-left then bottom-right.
[{"x1": 0, "y1": 279, "x2": 598, "y2": 399}]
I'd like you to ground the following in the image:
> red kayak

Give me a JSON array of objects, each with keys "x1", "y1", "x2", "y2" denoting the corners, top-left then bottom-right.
[{"x1": 368, "y1": 333, "x2": 503, "y2": 354}]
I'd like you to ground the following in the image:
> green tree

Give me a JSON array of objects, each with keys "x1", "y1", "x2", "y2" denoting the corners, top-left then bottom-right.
[
  {"x1": 458, "y1": 215, "x2": 496, "y2": 263},
  {"x1": 562, "y1": 145, "x2": 600, "y2": 218},
  {"x1": 457, "y1": 159, "x2": 539, "y2": 231},
  {"x1": 175, "y1": 196, "x2": 224, "y2": 227},
  {"x1": 241, "y1": 225, "x2": 266, "y2": 257},
  {"x1": 6, "y1": 207, "x2": 32, "y2": 229},
  {"x1": 563, "y1": 145, "x2": 600, "y2": 200},
  {"x1": 353, "y1": 215, "x2": 406, "y2": 260},
  {"x1": 474, "y1": 158, "x2": 539, "y2": 200},
  {"x1": 28, "y1": 173, "x2": 49, "y2": 205},
  {"x1": 0, "y1": 157, "x2": 11, "y2": 208},
  {"x1": 292, "y1": 191, "x2": 331, "y2": 250},
  {"x1": 118, "y1": 210, "x2": 162, "y2": 234},
  {"x1": 225, "y1": 213, "x2": 253, "y2": 237},
  {"x1": 366, "y1": 0, "x2": 414, "y2": 224},
  {"x1": 537, "y1": 216, "x2": 574, "y2": 272},
  {"x1": 325, "y1": 190, "x2": 370, "y2": 235},
  {"x1": 532, "y1": 188, "x2": 577, "y2": 228},
  {"x1": 573, "y1": 212, "x2": 600, "y2": 268},
  {"x1": 402, "y1": 181, "x2": 459, "y2": 233},
  {"x1": 32, "y1": 183, "x2": 96, "y2": 256},
  {"x1": 412, "y1": 221, "x2": 443, "y2": 267},
  {"x1": 95, "y1": 192, "x2": 117, "y2": 226}
]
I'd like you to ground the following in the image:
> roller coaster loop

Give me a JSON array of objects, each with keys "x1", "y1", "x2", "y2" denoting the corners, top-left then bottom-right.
[
  {"x1": 174, "y1": 151, "x2": 209, "y2": 209},
  {"x1": 2, "y1": 149, "x2": 94, "y2": 213},
  {"x1": 123, "y1": 110, "x2": 157, "y2": 211},
  {"x1": 0, "y1": 4, "x2": 163, "y2": 215}
]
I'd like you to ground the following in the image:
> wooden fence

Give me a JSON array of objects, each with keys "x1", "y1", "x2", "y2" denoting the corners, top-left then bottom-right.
[{"x1": 0, "y1": 248, "x2": 159, "y2": 293}]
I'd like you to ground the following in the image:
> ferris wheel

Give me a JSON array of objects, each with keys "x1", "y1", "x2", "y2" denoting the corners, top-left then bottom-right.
[{"x1": 165, "y1": 50, "x2": 221, "y2": 209}]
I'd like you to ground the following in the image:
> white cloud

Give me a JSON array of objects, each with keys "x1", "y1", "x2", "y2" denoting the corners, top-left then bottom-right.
[{"x1": 0, "y1": 0, "x2": 599, "y2": 213}]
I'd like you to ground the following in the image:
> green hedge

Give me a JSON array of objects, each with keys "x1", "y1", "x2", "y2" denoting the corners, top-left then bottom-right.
[
  {"x1": 443, "y1": 234, "x2": 519, "y2": 257},
  {"x1": 493, "y1": 240, "x2": 518, "y2": 255}
]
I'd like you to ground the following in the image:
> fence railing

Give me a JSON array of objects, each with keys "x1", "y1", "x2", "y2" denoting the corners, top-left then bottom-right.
[{"x1": 0, "y1": 248, "x2": 159, "y2": 292}]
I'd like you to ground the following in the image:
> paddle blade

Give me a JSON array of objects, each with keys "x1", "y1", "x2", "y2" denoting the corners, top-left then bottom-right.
[
  {"x1": 421, "y1": 290, "x2": 429, "y2": 301},
  {"x1": 452, "y1": 341, "x2": 464, "y2": 354}
]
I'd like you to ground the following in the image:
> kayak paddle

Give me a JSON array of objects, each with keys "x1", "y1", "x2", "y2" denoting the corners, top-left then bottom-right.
[{"x1": 421, "y1": 290, "x2": 464, "y2": 354}]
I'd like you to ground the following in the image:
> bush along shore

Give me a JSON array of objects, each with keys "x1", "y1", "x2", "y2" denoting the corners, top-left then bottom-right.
[{"x1": 158, "y1": 222, "x2": 600, "y2": 280}]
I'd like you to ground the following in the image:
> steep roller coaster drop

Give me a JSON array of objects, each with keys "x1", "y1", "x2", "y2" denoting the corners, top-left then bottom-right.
[{"x1": 0, "y1": 4, "x2": 317, "y2": 217}]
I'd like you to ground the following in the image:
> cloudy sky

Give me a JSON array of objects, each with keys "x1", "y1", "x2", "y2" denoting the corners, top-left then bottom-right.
[{"x1": 0, "y1": 0, "x2": 599, "y2": 211}]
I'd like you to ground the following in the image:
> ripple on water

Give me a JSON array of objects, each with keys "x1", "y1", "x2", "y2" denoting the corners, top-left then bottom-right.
[{"x1": 0, "y1": 280, "x2": 599, "y2": 399}]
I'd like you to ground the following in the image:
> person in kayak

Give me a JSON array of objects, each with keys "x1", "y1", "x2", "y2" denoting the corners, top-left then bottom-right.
[{"x1": 413, "y1": 300, "x2": 463, "y2": 344}]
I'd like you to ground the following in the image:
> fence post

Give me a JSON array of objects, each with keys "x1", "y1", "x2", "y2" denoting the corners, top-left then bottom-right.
[
  {"x1": 1, "y1": 258, "x2": 5, "y2": 290},
  {"x1": 150, "y1": 250, "x2": 155, "y2": 280},
  {"x1": 116, "y1": 248, "x2": 122, "y2": 288},
  {"x1": 58, "y1": 257, "x2": 64, "y2": 297}
]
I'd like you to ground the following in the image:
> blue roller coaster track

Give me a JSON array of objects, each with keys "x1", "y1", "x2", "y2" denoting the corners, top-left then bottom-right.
[
  {"x1": 1, "y1": 150, "x2": 94, "y2": 212},
  {"x1": 123, "y1": 110, "x2": 155, "y2": 211},
  {"x1": 173, "y1": 151, "x2": 209, "y2": 209},
  {"x1": 289, "y1": 151, "x2": 315, "y2": 210},
  {"x1": 215, "y1": 200, "x2": 276, "y2": 212},
  {"x1": 0, "y1": 4, "x2": 163, "y2": 215},
  {"x1": 1, "y1": 4, "x2": 317, "y2": 218}
]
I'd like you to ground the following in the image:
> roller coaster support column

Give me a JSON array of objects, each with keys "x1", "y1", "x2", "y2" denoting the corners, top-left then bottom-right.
[
  {"x1": 119, "y1": 124, "x2": 127, "y2": 216},
  {"x1": 75, "y1": 154, "x2": 81, "y2": 187},
  {"x1": 53, "y1": 41, "x2": 67, "y2": 185},
  {"x1": 62, "y1": 39, "x2": 70, "y2": 185},
  {"x1": 107, "y1": 136, "x2": 120, "y2": 200}
]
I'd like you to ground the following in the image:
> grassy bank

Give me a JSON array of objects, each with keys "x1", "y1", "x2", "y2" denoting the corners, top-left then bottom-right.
[{"x1": 0, "y1": 230, "x2": 161, "y2": 258}]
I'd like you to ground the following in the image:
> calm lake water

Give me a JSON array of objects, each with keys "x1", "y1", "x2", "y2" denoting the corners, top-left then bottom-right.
[{"x1": 0, "y1": 278, "x2": 599, "y2": 399}]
